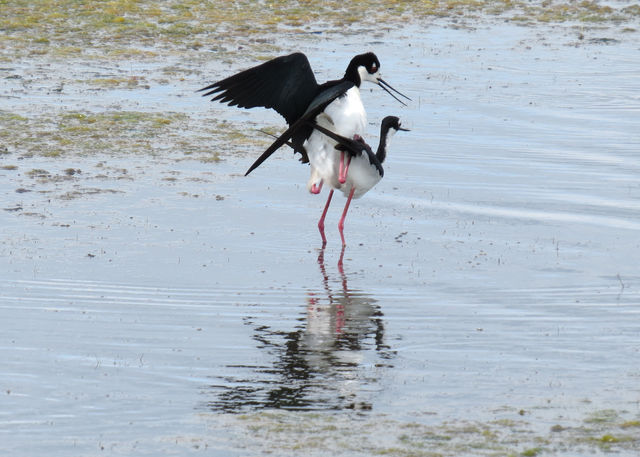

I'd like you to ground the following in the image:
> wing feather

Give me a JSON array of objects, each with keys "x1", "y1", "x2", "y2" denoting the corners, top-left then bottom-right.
[
  {"x1": 199, "y1": 53, "x2": 318, "y2": 125},
  {"x1": 244, "y1": 81, "x2": 355, "y2": 175}
]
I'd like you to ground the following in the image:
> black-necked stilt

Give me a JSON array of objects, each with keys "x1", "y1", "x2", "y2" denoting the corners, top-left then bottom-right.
[
  {"x1": 308, "y1": 116, "x2": 409, "y2": 246},
  {"x1": 198, "y1": 52, "x2": 410, "y2": 175}
]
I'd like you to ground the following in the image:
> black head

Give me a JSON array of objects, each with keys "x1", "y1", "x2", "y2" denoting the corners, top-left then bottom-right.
[
  {"x1": 344, "y1": 52, "x2": 381, "y2": 86},
  {"x1": 375, "y1": 116, "x2": 408, "y2": 165},
  {"x1": 381, "y1": 116, "x2": 410, "y2": 134},
  {"x1": 345, "y1": 53, "x2": 411, "y2": 106}
]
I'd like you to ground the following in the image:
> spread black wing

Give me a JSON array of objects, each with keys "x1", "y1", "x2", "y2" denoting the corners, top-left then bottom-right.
[
  {"x1": 308, "y1": 121, "x2": 384, "y2": 178},
  {"x1": 198, "y1": 53, "x2": 318, "y2": 126},
  {"x1": 243, "y1": 80, "x2": 355, "y2": 176}
]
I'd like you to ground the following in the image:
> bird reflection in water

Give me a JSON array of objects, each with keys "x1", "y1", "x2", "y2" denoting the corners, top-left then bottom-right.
[{"x1": 205, "y1": 249, "x2": 394, "y2": 413}]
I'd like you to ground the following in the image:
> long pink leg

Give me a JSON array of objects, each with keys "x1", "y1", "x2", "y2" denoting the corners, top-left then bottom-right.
[
  {"x1": 338, "y1": 151, "x2": 352, "y2": 184},
  {"x1": 318, "y1": 189, "x2": 334, "y2": 246},
  {"x1": 311, "y1": 180, "x2": 323, "y2": 194},
  {"x1": 338, "y1": 187, "x2": 356, "y2": 247}
]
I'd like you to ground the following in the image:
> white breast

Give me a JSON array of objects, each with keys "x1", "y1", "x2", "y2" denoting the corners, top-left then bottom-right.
[{"x1": 322, "y1": 86, "x2": 367, "y2": 138}]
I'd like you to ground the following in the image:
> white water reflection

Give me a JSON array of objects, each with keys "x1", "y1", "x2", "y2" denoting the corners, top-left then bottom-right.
[
  {"x1": 205, "y1": 249, "x2": 393, "y2": 412},
  {"x1": 380, "y1": 194, "x2": 640, "y2": 231}
]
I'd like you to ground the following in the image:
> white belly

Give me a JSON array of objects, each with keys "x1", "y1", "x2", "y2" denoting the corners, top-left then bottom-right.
[
  {"x1": 338, "y1": 155, "x2": 382, "y2": 199},
  {"x1": 304, "y1": 87, "x2": 367, "y2": 193},
  {"x1": 305, "y1": 126, "x2": 382, "y2": 198},
  {"x1": 305, "y1": 114, "x2": 341, "y2": 191}
]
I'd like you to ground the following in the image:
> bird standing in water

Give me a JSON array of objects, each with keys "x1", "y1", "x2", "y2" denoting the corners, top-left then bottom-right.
[
  {"x1": 308, "y1": 116, "x2": 409, "y2": 246},
  {"x1": 199, "y1": 52, "x2": 410, "y2": 244}
]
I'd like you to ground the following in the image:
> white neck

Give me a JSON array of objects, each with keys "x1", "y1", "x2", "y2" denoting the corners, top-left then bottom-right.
[{"x1": 357, "y1": 66, "x2": 379, "y2": 86}]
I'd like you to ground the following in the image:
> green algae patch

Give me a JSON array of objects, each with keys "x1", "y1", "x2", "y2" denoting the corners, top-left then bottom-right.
[
  {"x1": 621, "y1": 420, "x2": 640, "y2": 429},
  {"x1": 4, "y1": 110, "x2": 191, "y2": 157},
  {"x1": 599, "y1": 434, "x2": 624, "y2": 443},
  {"x1": 89, "y1": 76, "x2": 148, "y2": 88},
  {"x1": 2, "y1": 1, "x2": 639, "y2": 59},
  {"x1": 0, "y1": 108, "x2": 270, "y2": 162},
  {"x1": 584, "y1": 409, "x2": 619, "y2": 424},
  {"x1": 211, "y1": 409, "x2": 640, "y2": 457},
  {"x1": 577, "y1": 433, "x2": 638, "y2": 452}
]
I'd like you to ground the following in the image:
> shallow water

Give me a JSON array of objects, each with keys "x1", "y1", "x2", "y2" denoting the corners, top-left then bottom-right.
[{"x1": 2, "y1": 21, "x2": 640, "y2": 456}]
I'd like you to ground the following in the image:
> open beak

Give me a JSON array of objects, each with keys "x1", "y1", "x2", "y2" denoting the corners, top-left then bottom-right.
[
  {"x1": 378, "y1": 78, "x2": 412, "y2": 106},
  {"x1": 398, "y1": 126, "x2": 411, "y2": 132}
]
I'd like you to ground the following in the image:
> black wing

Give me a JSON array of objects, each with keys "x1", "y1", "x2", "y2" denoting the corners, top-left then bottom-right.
[
  {"x1": 244, "y1": 80, "x2": 355, "y2": 176},
  {"x1": 257, "y1": 129, "x2": 308, "y2": 163},
  {"x1": 199, "y1": 53, "x2": 318, "y2": 126},
  {"x1": 308, "y1": 122, "x2": 384, "y2": 178}
]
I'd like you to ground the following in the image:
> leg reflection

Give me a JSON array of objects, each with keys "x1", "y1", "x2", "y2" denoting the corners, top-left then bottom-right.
[{"x1": 205, "y1": 253, "x2": 394, "y2": 413}]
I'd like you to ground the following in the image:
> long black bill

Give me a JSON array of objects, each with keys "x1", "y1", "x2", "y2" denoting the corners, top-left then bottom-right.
[{"x1": 378, "y1": 78, "x2": 412, "y2": 106}]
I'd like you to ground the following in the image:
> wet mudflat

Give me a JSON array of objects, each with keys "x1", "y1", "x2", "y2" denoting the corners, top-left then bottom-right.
[{"x1": 2, "y1": 5, "x2": 640, "y2": 456}]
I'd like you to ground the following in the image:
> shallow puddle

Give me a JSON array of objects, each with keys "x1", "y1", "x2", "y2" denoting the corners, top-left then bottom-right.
[{"x1": 1, "y1": 15, "x2": 639, "y2": 457}]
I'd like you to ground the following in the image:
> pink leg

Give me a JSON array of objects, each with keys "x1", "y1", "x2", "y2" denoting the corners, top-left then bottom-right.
[
  {"x1": 338, "y1": 152, "x2": 352, "y2": 184},
  {"x1": 311, "y1": 180, "x2": 323, "y2": 194},
  {"x1": 318, "y1": 189, "x2": 334, "y2": 247},
  {"x1": 335, "y1": 304, "x2": 345, "y2": 334},
  {"x1": 343, "y1": 156, "x2": 351, "y2": 183},
  {"x1": 338, "y1": 244, "x2": 346, "y2": 270},
  {"x1": 338, "y1": 187, "x2": 356, "y2": 247}
]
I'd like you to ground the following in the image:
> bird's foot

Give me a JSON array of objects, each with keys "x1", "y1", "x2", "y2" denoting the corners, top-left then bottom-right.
[
  {"x1": 310, "y1": 180, "x2": 323, "y2": 194},
  {"x1": 339, "y1": 227, "x2": 346, "y2": 247},
  {"x1": 318, "y1": 221, "x2": 327, "y2": 246}
]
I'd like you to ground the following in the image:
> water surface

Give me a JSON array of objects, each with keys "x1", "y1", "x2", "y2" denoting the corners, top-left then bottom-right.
[{"x1": 1, "y1": 21, "x2": 639, "y2": 456}]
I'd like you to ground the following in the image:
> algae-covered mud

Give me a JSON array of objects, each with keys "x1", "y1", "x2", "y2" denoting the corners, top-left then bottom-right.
[
  {"x1": 2, "y1": 1, "x2": 640, "y2": 456},
  {"x1": 1, "y1": 1, "x2": 639, "y2": 60}
]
